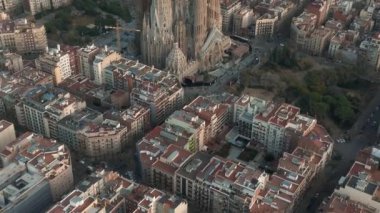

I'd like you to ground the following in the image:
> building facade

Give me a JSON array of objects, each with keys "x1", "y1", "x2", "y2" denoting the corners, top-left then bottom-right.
[
  {"x1": 0, "y1": 133, "x2": 73, "y2": 212},
  {"x1": 0, "y1": 18, "x2": 47, "y2": 54},
  {"x1": 141, "y1": 0, "x2": 230, "y2": 73},
  {"x1": 36, "y1": 45, "x2": 73, "y2": 81},
  {"x1": 24, "y1": 0, "x2": 72, "y2": 15},
  {"x1": 20, "y1": 85, "x2": 86, "y2": 139},
  {"x1": 78, "y1": 44, "x2": 100, "y2": 80},
  {"x1": 0, "y1": 120, "x2": 16, "y2": 151}
]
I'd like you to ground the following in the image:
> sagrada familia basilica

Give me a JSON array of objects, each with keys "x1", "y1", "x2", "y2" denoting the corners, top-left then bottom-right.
[{"x1": 141, "y1": 0, "x2": 231, "y2": 81}]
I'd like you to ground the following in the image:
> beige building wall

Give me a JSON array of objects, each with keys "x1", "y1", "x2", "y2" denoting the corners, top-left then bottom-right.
[
  {"x1": 0, "y1": 32, "x2": 16, "y2": 50},
  {"x1": 52, "y1": 66, "x2": 63, "y2": 86},
  {"x1": 0, "y1": 120, "x2": 16, "y2": 150},
  {"x1": 335, "y1": 186, "x2": 380, "y2": 210},
  {"x1": 15, "y1": 102, "x2": 25, "y2": 127},
  {"x1": 1, "y1": 0, "x2": 23, "y2": 15},
  {"x1": 51, "y1": 0, "x2": 71, "y2": 9},
  {"x1": 93, "y1": 51, "x2": 121, "y2": 85},
  {"x1": 0, "y1": 22, "x2": 47, "y2": 53},
  {"x1": 48, "y1": 161, "x2": 74, "y2": 201},
  {"x1": 25, "y1": 0, "x2": 52, "y2": 15},
  {"x1": 78, "y1": 45, "x2": 100, "y2": 79},
  {"x1": 255, "y1": 16, "x2": 277, "y2": 39},
  {"x1": 79, "y1": 127, "x2": 129, "y2": 160}
]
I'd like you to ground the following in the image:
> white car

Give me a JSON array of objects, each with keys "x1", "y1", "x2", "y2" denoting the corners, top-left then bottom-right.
[{"x1": 336, "y1": 138, "x2": 346, "y2": 143}]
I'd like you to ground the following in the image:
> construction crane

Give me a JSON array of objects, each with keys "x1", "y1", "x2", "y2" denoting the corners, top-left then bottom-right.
[{"x1": 104, "y1": 21, "x2": 140, "y2": 52}]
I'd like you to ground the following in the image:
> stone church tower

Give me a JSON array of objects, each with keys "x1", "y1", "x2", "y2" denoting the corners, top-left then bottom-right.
[
  {"x1": 191, "y1": 0, "x2": 208, "y2": 59},
  {"x1": 141, "y1": 0, "x2": 229, "y2": 74},
  {"x1": 207, "y1": 0, "x2": 222, "y2": 30},
  {"x1": 172, "y1": 0, "x2": 188, "y2": 58},
  {"x1": 166, "y1": 43, "x2": 188, "y2": 80},
  {"x1": 141, "y1": 0, "x2": 174, "y2": 68}
]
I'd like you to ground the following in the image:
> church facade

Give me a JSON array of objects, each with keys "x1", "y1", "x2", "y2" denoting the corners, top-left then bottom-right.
[{"x1": 141, "y1": 0, "x2": 231, "y2": 80}]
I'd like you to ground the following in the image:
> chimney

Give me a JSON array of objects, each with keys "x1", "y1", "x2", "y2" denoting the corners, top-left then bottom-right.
[
  {"x1": 45, "y1": 46, "x2": 49, "y2": 53},
  {"x1": 105, "y1": 45, "x2": 108, "y2": 52},
  {"x1": 57, "y1": 44, "x2": 60, "y2": 51}
]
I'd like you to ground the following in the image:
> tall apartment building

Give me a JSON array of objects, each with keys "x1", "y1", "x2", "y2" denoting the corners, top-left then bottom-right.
[
  {"x1": 0, "y1": 67, "x2": 51, "y2": 125},
  {"x1": 302, "y1": 27, "x2": 334, "y2": 56},
  {"x1": 175, "y1": 152, "x2": 268, "y2": 213},
  {"x1": 255, "y1": 13, "x2": 278, "y2": 39},
  {"x1": 61, "y1": 45, "x2": 80, "y2": 75},
  {"x1": 0, "y1": 0, "x2": 23, "y2": 15},
  {"x1": 48, "y1": 170, "x2": 187, "y2": 213},
  {"x1": 174, "y1": 151, "x2": 213, "y2": 212},
  {"x1": 359, "y1": 39, "x2": 380, "y2": 71},
  {"x1": 57, "y1": 108, "x2": 102, "y2": 151},
  {"x1": 20, "y1": 85, "x2": 86, "y2": 139},
  {"x1": 50, "y1": 0, "x2": 71, "y2": 9},
  {"x1": 137, "y1": 109, "x2": 206, "y2": 184},
  {"x1": 320, "y1": 193, "x2": 377, "y2": 212},
  {"x1": 0, "y1": 52, "x2": 23, "y2": 73},
  {"x1": 58, "y1": 109, "x2": 130, "y2": 160},
  {"x1": 350, "y1": 10, "x2": 375, "y2": 36},
  {"x1": 103, "y1": 103, "x2": 151, "y2": 141},
  {"x1": 291, "y1": 12, "x2": 317, "y2": 47},
  {"x1": 142, "y1": 140, "x2": 270, "y2": 213},
  {"x1": 151, "y1": 144, "x2": 192, "y2": 193},
  {"x1": 98, "y1": 59, "x2": 184, "y2": 123},
  {"x1": 305, "y1": 0, "x2": 331, "y2": 25},
  {"x1": 0, "y1": 119, "x2": 16, "y2": 150},
  {"x1": 251, "y1": 125, "x2": 333, "y2": 212},
  {"x1": 334, "y1": 146, "x2": 380, "y2": 210},
  {"x1": 36, "y1": 45, "x2": 72, "y2": 81},
  {"x1": 206, "y1": 92, "x2": 240, "y2": 124},
  {"x1": 0, "y1": 18, "x2": 47, "y2": 54},
  {"x1": 24, "y1": 0, "x2": 51, "y2": 15},
  {"x1": 77, "y1": 119, "x2": 129, "y2": 160},
  {"x1": 291, "y1": 11, "x2": 333, "y2": 56},
  {"x1": 328, "y1": 30, "x2": 359, "y2": 63},
  {"x1": 210, "y1": 160, "x2": 268, "y2": 213},
  {"x1": 164, "y1": 110, "x2": 206, "y2": 152},
  {"x1": 235, "y1": 95, "x2": 268, "y2": 139},
  {"x1": 221, "y1": 0, "x2": 242, "y2": 33},
  {"x1": 93, "y1": 48, "x2": 121, "y2": 85},
  {"x1": 0, "y1": 167, "x2": 52, "y2": 213},
  {"x1": 131, "y1": 78, "x2": 184, "y2": 126},
  {"x1": 248, "y1": 102, "x2": 317, "y2": 156},
  {"x1": 183, "y1": 96, "x2": 229, "y2": 144},
  {"x1": 0, "y1": 133, "x2": 73, "y2": 212},
  {"x1": 24, "y1": 0, "x2": 72, "y2": 15},
  {"x1": 78, "y1": 44, "x2": 100, "y2": 80},
  {"x1": 138, "y1": 138, "x2": 164, "y2": 184},
  {"x1": 232, "y1": 7, "x2": 255, "y2": 36}
]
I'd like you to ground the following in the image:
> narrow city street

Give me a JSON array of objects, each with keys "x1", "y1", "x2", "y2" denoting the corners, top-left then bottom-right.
[
  {"x1": 184, "y1": 41, "x2": 271, "y2": 100},
  {"x1": 295, "y1": 86, "x2": 380, "y2": 212}
]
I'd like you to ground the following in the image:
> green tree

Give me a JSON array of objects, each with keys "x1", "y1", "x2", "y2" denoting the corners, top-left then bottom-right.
[
  {"x1": 311, "y1": 101, "x2": 329, "y2": 118},
  {"x1": 334, "y1": 105, "x2": 355, "y2": 126},
  {"x1": 333, "y1": 95, "x2": 355, "y2": 126},
  {"x1": 188, "y1": 138, "x2": 197, "y2": 153},
  {"x1": 304, "y1": 71, "x2": 327, "y2": 93}
]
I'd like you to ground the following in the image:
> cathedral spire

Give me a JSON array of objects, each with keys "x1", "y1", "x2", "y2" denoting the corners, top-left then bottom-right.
[{"x1": 141, "y1": 0, "x2": 174, "y2": 68}]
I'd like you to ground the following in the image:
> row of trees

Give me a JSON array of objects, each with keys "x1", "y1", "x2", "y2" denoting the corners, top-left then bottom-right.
[
  {"x1": 73, "y1": 0, "x2": 131, "y2": 21},
  {"x1": 243, "y1": 48, "x2": 369, "y2": 129},
  {"x1": 44, "y1": 5, "x2": 119, "y2": 46},
  {"x1": 286, "y1": 66, "x2": 366, "y2": 128}
]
